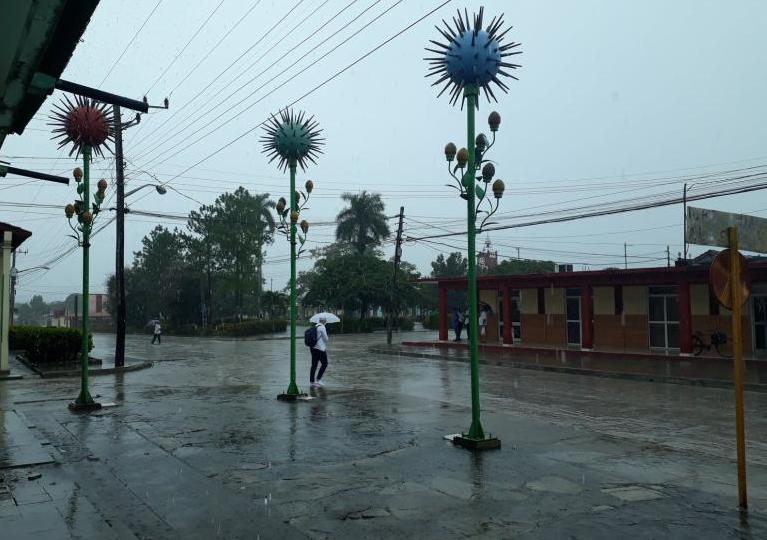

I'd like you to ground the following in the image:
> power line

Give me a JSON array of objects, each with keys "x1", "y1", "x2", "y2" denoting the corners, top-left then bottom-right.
[
  {"x1": 132, "y1": 0, "x2": 345, "y2": 159},
  {"x1": 99, "y1": 0, "x2": 165, "y2": 86},
  {"x1": 136, "y1": 0, "x2": 402, "y2": 169},
  {"x1": 129, "y1": 0, "x2": 309, "y2": 148},
  {"x1": 407, "y1": 179, "x2": 767, "y2": 242},
  {"x1": 144, "y1": 0, "x2": 228, "y2": 95},
  {"x1": 130, "y1": 0, "x2": 454, "y2": 204}
]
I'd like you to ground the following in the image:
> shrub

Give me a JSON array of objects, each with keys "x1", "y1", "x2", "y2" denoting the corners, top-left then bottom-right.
[
  {"x1": 161, "y1": 319, "x2": 288, "y2": 337},
  {"x1": 422, "y1": 311, "x2": 440, "y2": 330},
  {"x1": 9, "y1": 326, "x2": 92, "y2": 364},
  {"x1": 320, "y1": 316, "x2": 414, "y2": 334}
]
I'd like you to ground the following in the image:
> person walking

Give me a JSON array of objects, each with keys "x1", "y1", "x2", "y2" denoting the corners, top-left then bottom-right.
[
  {"x1": 310, "y1": 317, "x2": 329, "y2": 387},
  {"x1": 151, "y1": 321, "x2": 162, "y2": 344},
  {"x1": 452, "y1": 307, "x2": 463, "y2": 341},
  {"x1": 463, "y1": 309, "x2": 471, "y2": 339},
  {"x1": 478, "y1": 306, "x2": 488, "y2": 343}
]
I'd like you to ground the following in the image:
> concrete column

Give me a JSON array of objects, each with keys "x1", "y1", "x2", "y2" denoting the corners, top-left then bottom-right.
[
  {"x1": 502, "y1": 286, "x2": 513, "y2": 344},
  {"x1": 1, "y1": 231, "x2": 11, "y2": 373},
  {"x1": 438, "y1": 285, "x2": 448, "y2": 341},
  {"x1": 678, "y1": 281, "x2": 693, "y2": 355},
  {"x1": 581, "y1": 284, "x2": 594, "y2": 350}
]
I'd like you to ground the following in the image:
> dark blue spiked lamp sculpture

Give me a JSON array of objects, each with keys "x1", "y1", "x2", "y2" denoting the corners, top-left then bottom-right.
[
  {"x1": 261, "y1": 109, "x2": 324, "y2": 401},
  {"x1": 426, "y1": 7, "x2": 521, "y2": 450}
]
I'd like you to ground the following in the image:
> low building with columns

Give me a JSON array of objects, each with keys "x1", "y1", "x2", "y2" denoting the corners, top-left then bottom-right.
[
  {"x1": 1, "y1": 222, "x2": 32, "y2": 375},
  {"x1": 432, "y1": 255, "x2": 767, "y2": 358}
]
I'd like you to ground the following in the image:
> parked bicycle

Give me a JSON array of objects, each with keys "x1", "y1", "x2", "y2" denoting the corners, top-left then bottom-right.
[{"x1": 692, "y1": 330, "x2": 731, "y2": 357}]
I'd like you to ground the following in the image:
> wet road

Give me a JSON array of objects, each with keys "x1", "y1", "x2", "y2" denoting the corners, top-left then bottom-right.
[{"x1": 2, "y1": 330, "x2": 767, "y2": 539}]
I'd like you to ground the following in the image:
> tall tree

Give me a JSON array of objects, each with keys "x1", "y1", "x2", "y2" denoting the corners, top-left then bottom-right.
[
  {"x1": 335, "y1": 191, "x2": 390, "y2": 254},
  {"x1": 187, "y1": 187, "x2": 275, "y2": 319},
  {"x1": 430, "y1": 252, "x2": 468, "y2": 278}
]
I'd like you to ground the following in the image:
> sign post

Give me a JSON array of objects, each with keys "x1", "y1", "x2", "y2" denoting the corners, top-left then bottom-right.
[
  {"x1": 687, "y1": 207, "x2": 759, "y2": 510},
  {"x1": 728, "y1": 227, "x2": 748, "y2": 510}
]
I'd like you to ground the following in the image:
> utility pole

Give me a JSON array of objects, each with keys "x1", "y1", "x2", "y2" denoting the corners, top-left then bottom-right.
[
  {"x1": 386, "y1": 206, "x2": 405, "y2": 345},
  {"x1": 9, "y1": 249, "x2": 16, "y2": 325},
  {"x1": 683, "y1": 183, "x2": 688, "y2": 260},
  {"x1": 113, "y1": 98, "x2": 167, "y2": 367},
  {"x1": 667, "y1": 245, "x2": 671, "y2": 267},
  {"x1": 624, "y1": 243, "x2": 628, "y2": 269},
  {"x1": 516, "y1": 247, "x2": 520, "y2": 260},
  {"x1": 114, "y1": 105, "x2": 127, "y2": 367}
]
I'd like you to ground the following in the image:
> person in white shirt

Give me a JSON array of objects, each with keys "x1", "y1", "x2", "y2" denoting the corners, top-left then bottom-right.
[
  {"x1": 151, "y1": 321, "x2": 162, "y2": 344},
  {"x1": 478, "y1": 307, "x2": 488, "y2": 342},
  {"x1": 310, "y1": 318, "x2": 329, "y2": 387}
]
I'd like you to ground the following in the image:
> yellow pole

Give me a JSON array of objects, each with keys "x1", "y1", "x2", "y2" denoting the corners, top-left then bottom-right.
[{"x1": 728, "y1": 226, "x2": 748, "y2": 510}]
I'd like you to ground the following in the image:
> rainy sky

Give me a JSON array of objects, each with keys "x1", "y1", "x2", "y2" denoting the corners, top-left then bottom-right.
[{"x1": 3, "y1": 0, "x2": 767, "y2": 302}]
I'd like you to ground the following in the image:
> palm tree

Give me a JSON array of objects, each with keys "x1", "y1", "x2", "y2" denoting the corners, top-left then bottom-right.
[{"x1": 335, "y1": 191, "x2": 391, "y2": 254}]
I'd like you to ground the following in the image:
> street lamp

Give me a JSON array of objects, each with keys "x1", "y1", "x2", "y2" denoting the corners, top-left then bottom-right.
[
  {"x1": 125, "y1": 183, "x2": 167, "y2": 198},
  {"x1": 51, "y1": 95, "x2": 115, "y2": 412},
  {"x1": 261, "y1": 109, "x2": 324, "y2": 401},
  {"x1": 425, "y1": 6, "x2": 522, "y2": 450}
]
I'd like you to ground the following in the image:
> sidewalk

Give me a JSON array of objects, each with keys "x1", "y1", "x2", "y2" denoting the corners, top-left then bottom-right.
[{"x1": 384, "y1": 340, "x2": 767, "y2": 390}]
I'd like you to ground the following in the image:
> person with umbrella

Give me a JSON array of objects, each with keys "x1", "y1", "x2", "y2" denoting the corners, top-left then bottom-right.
[{"x1": 307, "y1": 312, "x2": 338, "y2": 387}]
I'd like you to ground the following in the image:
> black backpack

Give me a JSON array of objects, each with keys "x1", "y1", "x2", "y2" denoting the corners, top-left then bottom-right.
[{"x1": 304, "y1": 326, "x2": 318, "y2": 347}]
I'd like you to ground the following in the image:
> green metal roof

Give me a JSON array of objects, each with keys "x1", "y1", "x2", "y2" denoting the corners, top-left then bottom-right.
[{"x1": 0, "y1": 0, "x2": 100, "y2": 150}]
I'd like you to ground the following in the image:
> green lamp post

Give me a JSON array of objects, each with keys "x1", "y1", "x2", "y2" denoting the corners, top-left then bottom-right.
[
  {"x1": 51, "y1": 95, "x2": 115, "y2": 412},
  {"x1": 425, "y1": 7, "x2": 522, "y2": 450},
  {"x1": 261, "y1": 109, "x2": 324, "y2": 401}
]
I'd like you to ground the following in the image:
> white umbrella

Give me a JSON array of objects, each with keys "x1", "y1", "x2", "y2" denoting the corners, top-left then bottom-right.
[{"x1": 309, "y1": 312, "x2": 340, "y2": 324}]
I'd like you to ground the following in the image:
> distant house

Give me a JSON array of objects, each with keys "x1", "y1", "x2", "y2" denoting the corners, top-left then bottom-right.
[{"x1": 55, "y1": 293, "x2": 113, "y2": 332}]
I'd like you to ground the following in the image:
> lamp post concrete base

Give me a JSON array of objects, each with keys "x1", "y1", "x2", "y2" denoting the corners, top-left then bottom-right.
[
  {"x1": 448, "y1": 433, "x2": 502, "y2": 451},
  {"x1": 277, "y1": 393, "x2": 308, "y2": 402},
  {"x1": 68, "y1": 401, "x2": 102, "y2": 413}
]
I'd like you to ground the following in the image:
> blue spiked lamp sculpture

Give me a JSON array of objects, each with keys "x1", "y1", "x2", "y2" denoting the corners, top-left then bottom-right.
[
  {"x1": 425, "y1": 7, "x2": 521, "y2": 450},
  {"x1": 261, "y1": 109, "x2": 324, "y2": 401}
]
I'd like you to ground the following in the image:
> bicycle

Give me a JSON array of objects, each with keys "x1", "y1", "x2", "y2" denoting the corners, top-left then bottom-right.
[{"x1": 692, "y1": 330, "x2": 731, "y2": 357}]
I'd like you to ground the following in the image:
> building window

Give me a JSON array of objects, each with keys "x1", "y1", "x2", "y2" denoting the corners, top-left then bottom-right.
[
  {"x1": 537, "y1": 287, "x2": 545, "y2": 314},
  {"x1": 648, "y1": 286, "x2": 679, "y2": 350},
  {"x1": 511, "y1": 289, "x2": 521, "y2": 341},
  {"x1": 566, "y1": 288, "x2": 581, "y2": 346},
  {"x1": 96, "y1": 295, "x2": 103, "y2": 313},
  {"x1": 708, "y1": 289, "x2": 720, "y2": 315}
]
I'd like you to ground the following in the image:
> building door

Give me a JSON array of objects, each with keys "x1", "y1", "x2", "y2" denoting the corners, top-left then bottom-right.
[
  {"x1": 511, "y1": 289, "x2": 522, "y2": 342},
  {"x1": 753, "y1": 294, "x2": 767, "y2": 352},
  {"x1": 566, "y1": 288, "x2": 581, "y2": 346},
  {"x1": 648, "y1": 286, "x2": 679, "y2": 350}
]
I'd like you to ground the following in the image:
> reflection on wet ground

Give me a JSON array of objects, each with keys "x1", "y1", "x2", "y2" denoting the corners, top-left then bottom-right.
[{"x1": 1, "y1": 330, "x2": 766, "y2": 539}]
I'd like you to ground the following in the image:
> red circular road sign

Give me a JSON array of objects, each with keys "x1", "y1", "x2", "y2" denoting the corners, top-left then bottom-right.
[{"x1": 709, "y1": 249, "x2": 750, "y2": 309}]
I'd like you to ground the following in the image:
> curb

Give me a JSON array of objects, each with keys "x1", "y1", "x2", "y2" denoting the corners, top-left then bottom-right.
[
  {"x1": 371, "y1": 347, "x2": 767, "y2": 393},
  {"x1": 16, "y1": 355, "x2": 153, "y2": 378}
]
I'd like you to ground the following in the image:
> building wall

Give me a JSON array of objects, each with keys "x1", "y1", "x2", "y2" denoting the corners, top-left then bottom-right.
[
  {"x1": 690, "y1": 284, "x2": 709, "y2": 316},
  {"x1": 593, "y1": 287, "x2": 614, "y2": 315},
  {"x1": 519, "y1": 288, "x2": 537, "y2": 314},
  {"x1": 623, "y1": 286, "x2": 648, "y2": 315},
  {"x1": 544, "y1": 287, "x2": 564, "y2": 315}
]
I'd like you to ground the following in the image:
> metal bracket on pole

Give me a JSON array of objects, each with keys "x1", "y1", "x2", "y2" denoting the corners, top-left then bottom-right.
[
  {"x1": 0, "y1": 162, "x2": 69, "y2": 184},
  {"x1": 54, "y1": 79, "x2": 149, "y2": 113}
]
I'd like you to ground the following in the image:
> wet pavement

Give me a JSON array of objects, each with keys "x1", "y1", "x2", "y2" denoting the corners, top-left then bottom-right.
[{"x1": 1, "y1": 330, "x2": 767, "y2": 539}]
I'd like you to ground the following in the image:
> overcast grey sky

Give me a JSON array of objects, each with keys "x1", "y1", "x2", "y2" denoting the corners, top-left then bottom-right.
[{"x1": 3, "y1": 0, "x2": 767, "y2": 302}]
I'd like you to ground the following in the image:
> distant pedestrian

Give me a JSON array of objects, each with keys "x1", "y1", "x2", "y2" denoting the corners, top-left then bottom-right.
[
  {"x1": 452, "y1": 307, "x2": 463, "y2": 341},
  {"x1": 464, "y1": 310, "x2": 471, "y2": 339},
  {"x1": 310, "y1": 318, "x2": 329, "y2": 387},
  {"x1": 478, "y1": 306, "x2": 489, "y2": 342},
  {"x1": 151, "y1": 321, "x2": 162, "y2": 344}
]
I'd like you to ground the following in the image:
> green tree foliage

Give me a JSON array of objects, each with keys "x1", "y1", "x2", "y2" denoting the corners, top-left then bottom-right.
[
  {"x1": 298, "y1": 243, "x2": 423, "y2": 319},
  {"x1": 335, "y1": 191, "x2": 390, "y2": 254},
  {"x1": 430, "y1": 252, "x2": 468, "y2": 277},
  {"x1": 14, "y1": 294, "x2": 50, "y2": 326},
  {"x1": 106, "y1": 187, "x2": 278, "y2": 328},
  {"x1": 483, "y1": 258, "x2": 555, "y2": 275}
]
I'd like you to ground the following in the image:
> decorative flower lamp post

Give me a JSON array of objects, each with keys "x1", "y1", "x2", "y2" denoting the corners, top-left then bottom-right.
[
  {"x1": 50, "y1": 96, "x2": 115, "y2": 411},
  {"x1": 425, "y1": 7, "x2": 521, "y2": 450},
  {"x1": 261, "y1": 109, "x2": 324, "y2": 401}
]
